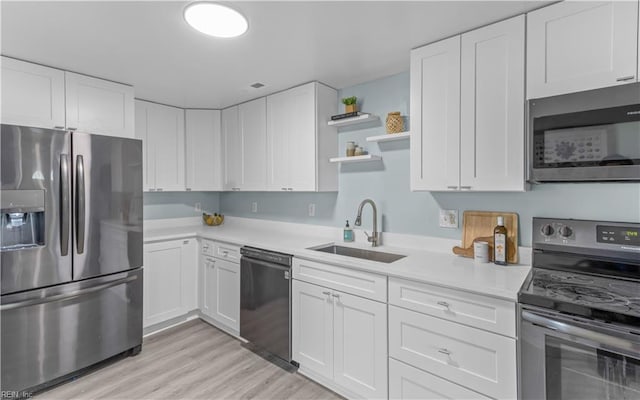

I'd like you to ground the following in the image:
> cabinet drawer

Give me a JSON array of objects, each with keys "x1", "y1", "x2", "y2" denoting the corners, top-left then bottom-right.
[
  {"x1": 213, "y1": 242, "x2": 240, "y2": 263},
  {"x1": 389, "y1": 358, "x2": 489, "y2": 400},
  {"x1": 389, "y1": 277, "x2": 515, "y2": 337},
  {"x1": 293, "y1": 258, "x2": 387, "y2": 302},
  {"x1": 201, "y1": 239, "x2": 215, "y2": 257},
  {"x1": 389, "y1": 305, "x2": 516, "y2": 400}
]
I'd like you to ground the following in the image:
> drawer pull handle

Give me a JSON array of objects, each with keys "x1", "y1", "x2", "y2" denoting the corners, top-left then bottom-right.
[
  {"x1": 331, "y1": 293, "x2": 340, "y2": 298},
  {"x1": 437, "y1": 301, "x2": 450, "y2": 309},
  {"x1": 616, "y1": 75, "x2": 635, "y2": 82},
  {"x1": 438, "y1": 348, "x2": 451, "y2": 356},
  {"x1": 322, "y1": 291, "x2": 331, "y2": 296},
  {"x1": 446, "y1": 186, "x2": 458, "y2": 190}
]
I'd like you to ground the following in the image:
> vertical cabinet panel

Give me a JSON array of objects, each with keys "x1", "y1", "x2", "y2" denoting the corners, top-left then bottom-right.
[
  {"x1": 460, "y1": 15, "x2": 525, "y2": 191},
  {"x1": 65, "y1": 72, "x2": 134, "y2": 138},
  {"x1": 134, "y1": 100, "x2": 185, "y2": 192},
  {"x1": 213, "y1": 258, "x2": 240, "y2": 331},
  {"x1": 527, "y1": 1, "x2": 639, "y2": 99},
  {"x1": 266, "y1": 83, "x2": 317, "y2": 191},
  {"x1": 1, "y1": 56, "x2": 66, "y2": 129},
  {"x1": 410, "y1": 37, "x2": 461, "y2": 191},
  {"x1": 201, "y1": 257, "x2": 216, "y2": 317},
  {"x1": 185, "y1": 109, "x2": 222, "y2": 191},
  {"x1": 333, "y1": 291, "x2": 388, "y2": 399},
  {"x1": 292, "y1": 279, "x2": 334, "y2": 381},
  {"x1": 143, "y1": 239, "x2": 196, "y2": 328},
  {"x1": 222, "y1": 106, "x2": 242, "y2": 190},
  {"x1": 239, "y1": 98, "x2": 267, "y2": 190}
]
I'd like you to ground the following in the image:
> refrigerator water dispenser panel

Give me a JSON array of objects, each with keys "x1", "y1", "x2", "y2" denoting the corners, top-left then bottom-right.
[{"x1": 1, "y1": 190, "x2": 45, "y2": 251}]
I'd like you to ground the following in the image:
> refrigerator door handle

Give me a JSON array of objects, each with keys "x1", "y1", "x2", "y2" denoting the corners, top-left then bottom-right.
[
  {"x1": 76, "y1": 154, "x2": 85, "y2": 254},
  {"x1": 60, "y1": 154, "x2": 70, "y2": 256},
  {"x1": 0, "y1": 275, "x2": 138, "y2": 311}
]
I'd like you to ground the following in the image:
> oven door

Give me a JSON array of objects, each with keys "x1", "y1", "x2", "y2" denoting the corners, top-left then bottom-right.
[{"x1": 519, "y1": 306, "x2": 640, "y2": 400}]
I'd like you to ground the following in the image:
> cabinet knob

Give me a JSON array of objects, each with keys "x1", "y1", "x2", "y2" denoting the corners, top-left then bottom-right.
[
  {"x1": 438, "y1": 348, "x2": 451, "y2": 356},
  {"x1": 322, "y1": 291, "x2": 331, "y2": 296},
  {"x1": 331, "y1": 293, "x2": 340, "y2": 298},
  {"x1": 183, "y1": 240, "x2": 189, "y2": 244},
  {"x1": 437, "y1": 301, "x2": 450, "y2": 309}
]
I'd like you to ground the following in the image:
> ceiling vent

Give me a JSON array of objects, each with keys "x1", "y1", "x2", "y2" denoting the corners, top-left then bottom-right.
[{"x1": 250, "y1": 82, "x2": 265, "y2": 89}]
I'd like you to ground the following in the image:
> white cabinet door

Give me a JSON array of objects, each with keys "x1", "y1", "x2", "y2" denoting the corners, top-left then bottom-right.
[
  {"x1": 266, "y1": 83, "x2": 316, "y2": 191},
  {"x1": 527, "y1": 1, "x2": 639, "y2": 99},
  {"x1": 238, "y1": 97, "x2": 267, "y2": 190},
  {"x1": 1, "y1": 57, "x2": 65, "y2": 129},
  {"x1": 185, "y1": 109, "x2": 222, "y2": 191},
  {"x1": 212, "y1": 258, "x2": 240, "y2": 332},
  {"x1": 135, "y1": 100, "x2": 185, "y2": 192},
  {"x1": 143, "y1": 239, "x2": 197, "y2": 328},
  {"x1": 460, "y1": 15, "x2": 525, "y2": 192},
  {"x1": 333, "y1": 290, "x2": 387, "y2": 399},
  {"x1": 201, "y1": 256, "x2": 216, "y2": 318},
  {"x1": 292, "y1": 279, "x2": 334, "y2": 381},
  {"x1": 410, "y1": 36, "x2": 461, "y2": 191},
  {"x1": 389, "y1": 358, "x2": 490, "y2": 400},
  {"x1": 65, "y1": 72, "x2": 134, "y2": 138},
  {"x1": 222, "y1": 106, "x2": 242, "y2": 190}
]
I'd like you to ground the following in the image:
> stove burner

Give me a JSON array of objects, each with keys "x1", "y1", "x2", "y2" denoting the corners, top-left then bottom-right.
[
  {"x1": 545, "y1": 284, "x2": 618, "y2": 304},
  {"x1": 533, "y1": 271, "x2": 595, "y2": 286}
]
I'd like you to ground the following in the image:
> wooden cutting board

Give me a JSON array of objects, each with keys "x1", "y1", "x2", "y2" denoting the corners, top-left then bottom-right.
[{"x1": 452, "y1": 211, "x2": 519, "y2": 264}]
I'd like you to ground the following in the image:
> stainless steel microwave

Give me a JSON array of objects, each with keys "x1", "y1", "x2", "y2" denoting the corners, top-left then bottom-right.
[{"x1": 528, "y1": 83, "x2": 640, "y2": 182}]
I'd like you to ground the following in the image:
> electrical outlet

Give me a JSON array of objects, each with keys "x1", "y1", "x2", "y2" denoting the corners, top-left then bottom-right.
[
  {"x1": 439, "y1": 209, "x2": 458, "y2": 228},
  {"x1": 194, "y1": 202, "x2": 201, "y2": 212},
  {"x1": 308, "y1": 203, "x2": 316, "y2": 217},
  {"x1": 251, "y1": 202, "x2": 258, "y2": 213}
]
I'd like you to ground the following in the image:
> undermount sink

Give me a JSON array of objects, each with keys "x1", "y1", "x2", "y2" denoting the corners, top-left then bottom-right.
[{"x1": 309, "y1": 244, "x2": 406, "y2": 264}]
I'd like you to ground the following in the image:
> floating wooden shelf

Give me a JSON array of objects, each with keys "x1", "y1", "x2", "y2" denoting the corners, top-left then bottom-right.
[
  {"x1": 366, "y1": 132, "x2": 410, "y2": 143},
  {"x1": 327, "y1": 113, "x2": 379, "y2": 127},
  {"x1": 329, "y1": 154, "x2": 382, "y2": 163}
]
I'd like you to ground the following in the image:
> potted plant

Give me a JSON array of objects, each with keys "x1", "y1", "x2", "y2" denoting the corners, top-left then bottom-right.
[{"x1": 341, "y1": 96, "x2": 357, "y2": 113}]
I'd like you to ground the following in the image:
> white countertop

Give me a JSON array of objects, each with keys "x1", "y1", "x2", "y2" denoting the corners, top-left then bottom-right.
[{"x1": 144, "y1": 217, "x2": 531, "y2": 301}]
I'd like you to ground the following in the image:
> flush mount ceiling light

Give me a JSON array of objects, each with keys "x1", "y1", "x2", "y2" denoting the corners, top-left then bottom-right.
[{"x1": 184, "y1": 2, "x2": 248, "y2": 38}]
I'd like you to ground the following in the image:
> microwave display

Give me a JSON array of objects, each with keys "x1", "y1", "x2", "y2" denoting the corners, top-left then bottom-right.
[{"x1": 532, "y1": 105, "x2": 640, "y2": 169}]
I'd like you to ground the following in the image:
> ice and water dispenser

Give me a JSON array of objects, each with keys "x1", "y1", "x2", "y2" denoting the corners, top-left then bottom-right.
[{"x1": 1, "y1": 190, "x2": 45, "y2": 251}]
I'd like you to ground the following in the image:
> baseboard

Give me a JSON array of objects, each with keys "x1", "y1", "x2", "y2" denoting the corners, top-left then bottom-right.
[{"x1": 143, "y1": 311, "x2": 200, "y2": 337}]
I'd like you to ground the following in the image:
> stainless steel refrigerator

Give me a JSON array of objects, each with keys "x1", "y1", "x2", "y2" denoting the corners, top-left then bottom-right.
[{"x1": 0, "y1": 124, "x2": 143, "y2": 395}]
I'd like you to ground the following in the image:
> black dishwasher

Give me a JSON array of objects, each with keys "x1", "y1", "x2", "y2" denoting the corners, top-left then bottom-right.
[{"x1": 240, "y1": 246, "x2": 295, "y2": 368}]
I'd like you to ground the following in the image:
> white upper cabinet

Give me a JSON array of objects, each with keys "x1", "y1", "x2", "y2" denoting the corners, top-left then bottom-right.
[
  {"x1": 222, "y1": 105, "x2": 242, "y2": 190},
  {"x1": 460, "y1": 15, "x2": 526, "y2": 191},
  {"x1": 1, "y1": 57, "x2": 66, "y2": 129},
  {"x1": 410, "y1": 37, "x2": 461, "y2": 191},
  {"x1": 266, "y1": 82, "x2": 338, "y2": 192},
  {"x1": 410, "y1": 15, "x2": 525, "y2": 192},
  {"x1": 185, "y1": 109, "x2": 222, "y2": 191},
  {"x1": 238, "y1": 97, "x2": 267, "y2": 190},
  {"x1": 135, "y1": 100, "x2": 185, "y2": 192},
  {"x1": 65, "y1": 71, "x2": 135, "y2": 138},
  {"x1": 527, "y1": 1, "x2": 639, "y2": 99}
]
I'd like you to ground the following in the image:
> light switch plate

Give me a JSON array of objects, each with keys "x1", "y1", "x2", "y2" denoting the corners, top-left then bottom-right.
[
  {"x1": 439, "y1": 209, "x2": 458, "y2": 228},
  {"x1": 194, "y1": 202, "x2": 201, "y2": 212},
  {"x1": 251, "y1": 202, "x2": 258, "y2": 213},
  {"x1": 308, "y1": 203, "x2": 316, "y2": 217}
]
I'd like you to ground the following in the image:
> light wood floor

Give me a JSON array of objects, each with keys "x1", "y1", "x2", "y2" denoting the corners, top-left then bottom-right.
[{"x1": 36, "y1": 319, "x2": 342, "y2": 400}]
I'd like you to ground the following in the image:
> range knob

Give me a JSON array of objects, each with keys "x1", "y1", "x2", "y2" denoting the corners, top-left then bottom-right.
[
  {"x1": 559, "y1": 225, "x2": 573, "y2": 238},
  {"x1": 540, "y1": 224, "x2": 554, "y2": 237}
]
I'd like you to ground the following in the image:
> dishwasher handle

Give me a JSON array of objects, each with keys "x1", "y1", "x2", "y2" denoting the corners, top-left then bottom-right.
[{"x1": 241, "y1": 256, "x2": 292, "y2": 272}]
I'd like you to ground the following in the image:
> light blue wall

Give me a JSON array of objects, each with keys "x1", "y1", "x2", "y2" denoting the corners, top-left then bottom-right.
[
  {"x1": 219, "y1": 71, "x2": 640, "y2": 246},
  {"x1": 144, "y1": 192, "x2": 220, "y2": 220}
]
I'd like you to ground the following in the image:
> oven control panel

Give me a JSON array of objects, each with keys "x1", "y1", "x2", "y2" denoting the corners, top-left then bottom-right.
[{"x1": 533, "y1": 218, "x2": 640, "y2": 256}]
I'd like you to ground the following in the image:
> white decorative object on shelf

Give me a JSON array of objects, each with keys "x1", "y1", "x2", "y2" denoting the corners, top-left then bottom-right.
[
  {"x1": 366, "y1": 132, "x2": 410, "y2": 143},
  {"x1": 329, "y1": 154, "x2": 382, "y2": 163},
  {"x1": 327, "y1": 113, "x2": 379, "y2": 127}
]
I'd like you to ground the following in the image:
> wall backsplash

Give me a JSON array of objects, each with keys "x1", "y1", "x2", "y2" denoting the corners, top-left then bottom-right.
[
  {"x1": 144, "y1": 191, "x2": 220, "y2": 220},
  {"x1": 219, "y1": 71, "x2": 640, "y2": 246}
]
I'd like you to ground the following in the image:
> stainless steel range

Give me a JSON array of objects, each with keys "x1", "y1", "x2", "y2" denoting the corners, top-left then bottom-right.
[{"x1": 519, "y1": 218, "x2": 640, "y2": 400}]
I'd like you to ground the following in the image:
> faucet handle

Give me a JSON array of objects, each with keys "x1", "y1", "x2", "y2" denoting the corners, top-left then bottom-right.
[{"x1": 364, "y1": 231, "x2": 373, "y2": 242}]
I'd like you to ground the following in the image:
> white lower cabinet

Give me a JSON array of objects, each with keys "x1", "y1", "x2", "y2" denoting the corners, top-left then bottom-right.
[
  {"x1": 293, "y1": 278, "x2": 387, "y2": 399},
  {"x1": 388, "y1": 305, "x2": 516, "y2": 400},
  {"x1": 143, "y1": 239, "x2": 197, "y2": 328},
  {"x1": 199, "y1": 240, "x2": 240, "y2": 334},
  {"x1": 389, "y1": 358, "x2": 489, "y2": 400}
]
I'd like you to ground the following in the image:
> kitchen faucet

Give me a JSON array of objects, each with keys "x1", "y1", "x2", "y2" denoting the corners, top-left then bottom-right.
[{"x1": 354, "y1": 199, "x2": 379, "y2": 247}]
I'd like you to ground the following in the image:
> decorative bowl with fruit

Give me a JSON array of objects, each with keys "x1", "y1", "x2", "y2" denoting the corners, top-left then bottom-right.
[{"x1": 202, "y1": 213, "x2": 224, "y2": 226}]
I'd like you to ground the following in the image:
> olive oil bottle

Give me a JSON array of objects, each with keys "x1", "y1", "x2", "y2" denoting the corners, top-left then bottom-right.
[{"x1": 493, "y1": 216, "x2": 508, "y2": 265}]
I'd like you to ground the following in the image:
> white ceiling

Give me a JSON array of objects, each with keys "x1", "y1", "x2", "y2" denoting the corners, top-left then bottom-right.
[{"x1": 1, "y1": 1, "x2": 551, "y2": 109}]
